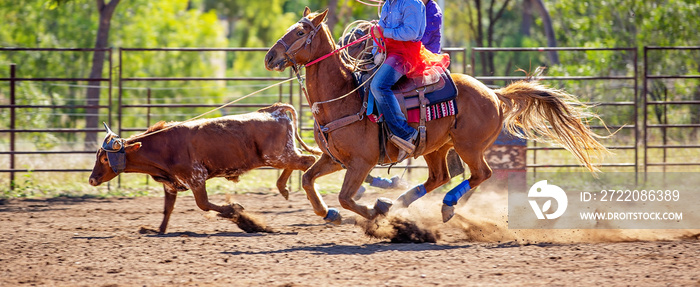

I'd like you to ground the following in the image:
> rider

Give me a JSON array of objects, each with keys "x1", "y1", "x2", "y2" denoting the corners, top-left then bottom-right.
[
  {"x1": 421, "y1": 0, "x2": 443, "y2": 54},
  {"x1": 356, "y1": 0, "x2": 449, "y2": 199},
  {"x1": 370, "y1": 0, "x2": 449, "y2": 160}
]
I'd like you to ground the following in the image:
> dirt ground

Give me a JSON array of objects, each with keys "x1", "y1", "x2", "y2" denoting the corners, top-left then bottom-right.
[{"x1": 1, "y1": 188, "x2": 699, "y2": 286}]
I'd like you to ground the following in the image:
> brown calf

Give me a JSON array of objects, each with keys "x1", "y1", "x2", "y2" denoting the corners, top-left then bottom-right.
[{"x1": 88, "y1": 103, "x2": 320, "y2": 234}]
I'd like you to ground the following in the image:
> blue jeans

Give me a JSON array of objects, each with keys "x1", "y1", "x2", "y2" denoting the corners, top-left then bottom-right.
[{"x1": 370, "y1": 64, "x2": 416, "y2": 141}]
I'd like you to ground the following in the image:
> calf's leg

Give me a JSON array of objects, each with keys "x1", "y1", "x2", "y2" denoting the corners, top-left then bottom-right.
[
  {"x1": 276, "y1": 169, "x2": 294, "y2": 200},
  {"x1": 272, "y1": 152, "x2": 318, "y2": 200},
  {"x1": 159, "y1": 185, "x2": 178, "y2": 234},
  {"x1": 190, "y1": 182, "x2": 235, "y2": 215}
]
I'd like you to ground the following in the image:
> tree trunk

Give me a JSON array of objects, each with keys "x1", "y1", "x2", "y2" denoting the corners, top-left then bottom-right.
[
  {"x1": 85, "y1": 0, "x2": 120, "y2": 149},
  {"x1": 325, "y1": 0, "x2": 339, "y2": 36},
  {"x1": 530, "y1": 0, "x2": 559, "y2": 64},
  {"x1": 521, "y1": 0, "x2": 533, "y2": 36},
  {"x1": 473, "y1": 0, "x2": 488, "y2": 77},
  {"x1": 485, "y1": 0, "x2": 510, "y2": 79}
]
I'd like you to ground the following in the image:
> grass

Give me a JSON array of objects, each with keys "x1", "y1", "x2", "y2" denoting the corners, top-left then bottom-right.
[
  {"x1": 1, "y1": 135, "x2": 698, "y2": 198},
  {"x1": 0, "y1": 149, "x2": 450, "y2": 199}
]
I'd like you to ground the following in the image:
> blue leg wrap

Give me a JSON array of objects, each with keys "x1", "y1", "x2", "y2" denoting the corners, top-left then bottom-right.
[
  {"x1": 443, "y1": 180, "x2": 471, "y2": 206},
  {"x1": 323, "y1": 208, "x2": 341, "y2": 224},
  {"x1": 370, "y1": 176, "x2": 394, "y2": 189},
  {"x1": 396, "y1": 184, "x2": 427, "y2": 208}
]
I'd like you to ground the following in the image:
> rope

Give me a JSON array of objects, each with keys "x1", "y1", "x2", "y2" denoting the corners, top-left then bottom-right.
[
  {"x1": 310, "y1": 64, "x2": 381, "y2": 114},
  {"x1": 306, "y1": 34, "x2": 370, "y2": 67},
  {"x1": 128, "y1": 77, "x2": 297, "y2": 140},
  {"x1": 308, "y1": 21, "x2": 387, "y2": 114},
  {"x1": 339, "y1": 20, "x2": 379, "y2": 72}
]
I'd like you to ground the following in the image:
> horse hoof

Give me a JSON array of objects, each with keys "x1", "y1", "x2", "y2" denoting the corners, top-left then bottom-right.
[
  {"x1": 353, "y1": 186, "x2": 366, "y2": 201},
  {"x1": 374, "y1": 197, "x2": 393, "y2": 216},
  {"x1": 441, "y1": 204, "x2": 455, "y2": 223},
  {"x1": 323, "y1": 208, "x2": 342, "y2": 225}
]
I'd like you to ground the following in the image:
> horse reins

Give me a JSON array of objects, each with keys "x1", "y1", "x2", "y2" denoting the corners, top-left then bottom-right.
[
  {"x1": 279, "y1": 17, "x2": 384, "y2": 114},
  {"x1": 278, "y1": 16, "x2": 388, "y2": 167}
]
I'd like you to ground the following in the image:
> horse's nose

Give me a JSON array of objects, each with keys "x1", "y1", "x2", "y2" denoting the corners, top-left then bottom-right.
[
  {"x1": 89, "y1": 177, "x2": 98, "y2": 186},
  {"x1": 265, "y1": 52, "x2": 275, "y2": 66}
]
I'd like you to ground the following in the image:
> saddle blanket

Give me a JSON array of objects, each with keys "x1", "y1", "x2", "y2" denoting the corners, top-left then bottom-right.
[{"x1": 369, "y1": 99, "x2": 457, "y2": 123}]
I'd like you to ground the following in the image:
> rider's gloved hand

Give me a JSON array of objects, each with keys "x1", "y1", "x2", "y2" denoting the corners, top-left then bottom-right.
[{"x1": 373, "y1": 52, "x2": 385, "y2": 66}]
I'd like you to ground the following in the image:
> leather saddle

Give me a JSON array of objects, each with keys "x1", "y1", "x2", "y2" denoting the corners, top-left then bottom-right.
[
  {"x1": 358, "y1": 65, "x2": 457, "y2": 118},
  {"x1": 355, "y1": 65, "x2": 458, "y2": 163},
  {"x1": 391, "y1": 66, "x2": 454, "y2": 116}
]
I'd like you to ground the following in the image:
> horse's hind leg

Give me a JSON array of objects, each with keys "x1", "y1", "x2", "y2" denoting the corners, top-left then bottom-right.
[
  {"x1": 441, "y1": 147, "x2": 493, "y2": 222},
  {"x1": 301, "y1": 153, "x2": 343, "y2": 223},
  {"x1": 395, "y1": 145, "x2": 452, "y2": 208}
]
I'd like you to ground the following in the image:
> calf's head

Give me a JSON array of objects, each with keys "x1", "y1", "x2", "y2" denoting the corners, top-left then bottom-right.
[{"x1": 89, "y1": 123, "x2": 141, "y2": 186}]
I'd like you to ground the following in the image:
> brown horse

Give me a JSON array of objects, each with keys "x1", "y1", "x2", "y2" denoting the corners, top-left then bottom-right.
[{"x1": 264, "y1": 8, "x2": 609, "y2": 223}]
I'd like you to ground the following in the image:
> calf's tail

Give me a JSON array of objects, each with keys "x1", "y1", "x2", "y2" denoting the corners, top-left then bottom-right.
[{"x1": 263, "y1": 103, "x2": 322, "y2": 155}]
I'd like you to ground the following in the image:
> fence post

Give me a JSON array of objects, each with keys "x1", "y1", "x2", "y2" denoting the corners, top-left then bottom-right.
[{"x1": 9, "y1": 64, "x2": 16, "y2": 190}]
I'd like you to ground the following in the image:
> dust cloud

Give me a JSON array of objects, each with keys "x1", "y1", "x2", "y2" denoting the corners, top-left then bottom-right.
[
  {"x1": 205, "y1": 194, "x2": 273, "y2": 233},
  {"x1": 357, "y1": 184, "x2": 699, "y2": 244}
]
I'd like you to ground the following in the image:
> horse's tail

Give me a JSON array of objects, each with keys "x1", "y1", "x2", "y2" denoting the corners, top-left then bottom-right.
[
  {"x1": 265, "y1": 103, "x2": 323, "y2": 156},
  {"x1": 494, "y1": 80, "x2": 611, "y2": 172}
]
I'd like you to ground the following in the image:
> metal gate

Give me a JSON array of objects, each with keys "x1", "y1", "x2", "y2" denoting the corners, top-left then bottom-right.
[
  {"x1": 471, "y1": 47, "x2": 639, "y2": 174},
  {"x1": 2, "y1": 46, "x2": 699, "y2": 191}
]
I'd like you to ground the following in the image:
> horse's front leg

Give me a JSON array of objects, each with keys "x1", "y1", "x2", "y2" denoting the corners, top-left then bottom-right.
[
  {"x1": 301, "y1": 153, "x2": 343, "y2": 223},
  {"x1": 338, "y1": 160, "x2": 393, "y2": 220}
]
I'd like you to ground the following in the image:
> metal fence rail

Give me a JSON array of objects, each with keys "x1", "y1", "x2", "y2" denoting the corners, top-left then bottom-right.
[
  {"x1": 643, "y1": 46, "x2": 700, "y2": 172},
  {"x1": 0, "y1": 48, "x2": 113, "y2": 189},
  {"x1": 1, "y1": 46, "x2": 699, "y2": 191}
]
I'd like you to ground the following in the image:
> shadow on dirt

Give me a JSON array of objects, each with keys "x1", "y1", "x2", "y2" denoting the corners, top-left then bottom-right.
[
  {"x1": 72, "y1": 236, "x2": 116, "y2": 240},
  {"x1": 141, "y1": 231, "x2": 299, "y2": 238},
  {"x1": 0, "y1": 196, "x2": 126, "y2": 213},
  {"x1": 221, "y1": 242, "x2": 472, "y2": 256},
  {"x1": 486, "y1": 241, "x2": 560, "y2": 249}
]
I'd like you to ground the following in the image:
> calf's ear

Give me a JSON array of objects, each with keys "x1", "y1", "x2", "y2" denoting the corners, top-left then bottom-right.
[{"x1": 125, "y1": 142, "x2": 142, "y2": 153}]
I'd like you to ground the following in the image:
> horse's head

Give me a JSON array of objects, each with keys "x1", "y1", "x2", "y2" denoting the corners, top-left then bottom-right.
[{"x1": 265, "y1": 7, "x2": 329, "y2": 72}]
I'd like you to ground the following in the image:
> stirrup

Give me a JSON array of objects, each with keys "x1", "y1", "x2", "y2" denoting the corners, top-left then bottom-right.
[
  {"x1": 396, "y1": 149, "x2": 410, "y2": 162},
  {"x1": 390, "y1": 134, "x2": 416, "y2": 162}
]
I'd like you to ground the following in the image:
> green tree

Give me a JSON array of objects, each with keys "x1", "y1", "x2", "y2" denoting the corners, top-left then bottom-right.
[{"x1": 0, "y1": 0, "x2": 228, "y2": 143}]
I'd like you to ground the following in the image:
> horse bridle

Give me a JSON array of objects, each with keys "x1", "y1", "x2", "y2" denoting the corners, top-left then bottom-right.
[
  {"x1": 276, "y1": 17, "x2": 323, "y2": 68},
  {"x1": 101, "y1": 123, "x2": 127, "y2": 174}
]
